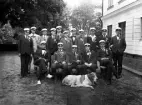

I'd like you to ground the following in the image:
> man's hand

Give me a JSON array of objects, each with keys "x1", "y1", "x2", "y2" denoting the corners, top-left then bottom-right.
[
  {"x1": 54, "y1": 61, "x2": 58, "y2": 63},
  {"x1": 85, "y1": 62, "x2": 89, "y2": 66},
  {"x1": 62, "y1": 61, "x2": 66, "y2": 64},
  {"x1": 77, "y1": 60, "x2": 80, "y2": 62},
  {"x1": 88, "y1": 63, "x2": 92, "y2": 67}
]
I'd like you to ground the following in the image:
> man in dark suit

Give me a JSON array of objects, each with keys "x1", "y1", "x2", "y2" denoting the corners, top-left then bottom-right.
[
  {"x1": 46, "y1": 28, "x2": 58, "y2": 76},
  {"x1": 51, "y1": 42, "x2": 68, "y2": 79},
  {"x1": 34, "y1": 41, "x2": 50, "y2": 84},
  {"x1": 68, "y1": 45, "x2": 84, "y2": 75},
  {"x1": 97, "y1": 40, "x2": 117, "y2": 85},
  {"x1": 81, "y1": 43, "x2": 97, "y2": 75},
  {"x1": 110, "y1": 27, "x2": 126, "y2": 78},
  {"x1": 18, "y1": 28, "x2": 33, "y2": 78},
  {"x1": 76, "y1": 29, "x2": 86, "y2": 55},
  {"x1": 70, "y1": 28, "x2": 78, "y2": 45},
  {"x1": 101, "y1": 29, "x2": 111, "y2": 49}
]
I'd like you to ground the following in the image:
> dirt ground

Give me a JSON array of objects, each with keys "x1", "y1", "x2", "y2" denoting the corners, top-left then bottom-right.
[{"x1": 0, "y1": 52, "x2": 142, "y2": 105}]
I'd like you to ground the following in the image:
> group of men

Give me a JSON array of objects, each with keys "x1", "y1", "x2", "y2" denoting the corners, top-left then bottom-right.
[{"x1": 18, "y1": 25, "x2": 126, "y2": 85}]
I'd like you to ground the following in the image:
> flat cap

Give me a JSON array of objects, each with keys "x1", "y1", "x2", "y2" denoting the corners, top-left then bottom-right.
[
  {"x1": 41, "y1": 28, "x2": 47, "y2": 31},
  {"x1": 99, "y1": 40, "x2": 105, "y2": 44},
  {"x1": 85, "y1": 43, "x2": 90, "y2": 46},
  {"x1": 24, "y1": 28, "x2": 30, "y2": 31},
  {"x1": 79, "y1": 29, "x2": 84, "y2": 32},
  {"x1": 57, "y1": 42, "x2": 63, "y2": 45},
  {"x1": 102, "y1": 28, "x2": 107, "y2": 32},
  {"x1": 50, "y1": 28, "x2": 56, "y2": 31},
  {"x1": 72, "y1": 45, "x2": 77, "y2": 48},
  {"x1": 40, "y1": 41, "x2": 46, "y2": 44},
  {"x1": 90, "y1": 27, "x2": 96, "y2": 30},
  {"x1": 116, "y1": 27, "x2": 121, "y2": 30},
  {"x1": 71, "y1": 28, "x2": 76, "y2": 31},
  {"x1": 56, "y1": 26, "x2": 62, "y2": 29},
  {"x1": 31, "y1": 26, "x2": 36, "y2": 30}
]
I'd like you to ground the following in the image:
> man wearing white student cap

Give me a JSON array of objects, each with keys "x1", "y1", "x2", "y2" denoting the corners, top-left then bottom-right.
[
  {"x1": 29, "y1": 26, "x2": 40, "y2": 52},
  {"x1": 110, "y1": 26, "x2": 126, "y2": 79},
  {"x1": 39, "y1": 28, "x2": 49, "y2": 43},
  {"x1": 56, "y1": 26, "x2": 63, "y2": 42}
]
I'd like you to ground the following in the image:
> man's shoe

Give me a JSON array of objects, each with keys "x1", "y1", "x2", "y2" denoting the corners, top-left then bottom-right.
[
  {"x1": 117, "y1": 74, "x2": 122, "y2": 79},
  {"x1": 37, "y1": 80, "x2": 41, "y2": 84}
]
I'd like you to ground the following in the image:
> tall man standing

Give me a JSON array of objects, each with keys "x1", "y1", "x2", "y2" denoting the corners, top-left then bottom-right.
[
  {"x1": 18, "y1": 28, "x2": 33, "y2": 78},
  {"x1": 110, "y1": 27, "x2": 126, "y2": 78}
]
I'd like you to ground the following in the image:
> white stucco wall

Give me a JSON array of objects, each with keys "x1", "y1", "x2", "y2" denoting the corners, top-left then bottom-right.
[{"x1": 102, "y1": 0, "x2": 142, "y2": 55}]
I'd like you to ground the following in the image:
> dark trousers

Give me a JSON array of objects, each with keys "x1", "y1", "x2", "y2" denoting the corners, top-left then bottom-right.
[
  {"x1": 112, "y1": 51, "x2": 123, "y2": 76},
  {"x1": 100, "y1": 59, "x2": 114, "y2": 81},
  {"x1": 20, "y1": 53, "x2": 31, "y2": 77},
  {"x1": 51, "y1": 63, "x2": 68, "y2": 78},
  {"x1": 80, "y1": 64, "x2": 97, "y2": 75},
  {"x1": 68, "y1": 62, "x2": 82, "y2": 75},
  {"x1": 34, "y1": 59, "x2": 47, "y2": 80}
]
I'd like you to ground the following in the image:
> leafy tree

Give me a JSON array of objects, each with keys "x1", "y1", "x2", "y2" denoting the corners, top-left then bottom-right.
[{"x1": 0, "y1": 0, "x2": 66, "y2": 28}]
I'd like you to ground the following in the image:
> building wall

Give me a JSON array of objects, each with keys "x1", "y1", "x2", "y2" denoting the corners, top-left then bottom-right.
[
  {"x1": 103, "y1": 0, "x2": 138, "y2": 16},
  {"x1": 102, "y1": 0, "x2": 142, "y2": 55}
]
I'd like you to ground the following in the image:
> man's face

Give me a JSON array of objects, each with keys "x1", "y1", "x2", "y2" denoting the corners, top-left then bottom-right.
[
  {"x1": 57, "y1": 28, "x2": 61, "y2": 33},
  {"x1": 96, "y1": 22, "x2": 101, "y2": 29},
  {"x1": 31, "y1": 30, "x2": 36, "y2": 34},
  {"x1": 51, "y1": 30, "x2": 56, "y2": 35},
  {"x1": 102, "y1": 31, "x2": 107, "y2": 36},
  {"x1": 116, "y1": 30, "x2": 121, "y2": 36},
  {"x1": 90, "y1": 30, "x2": 95, "y2": 35},
  {"x1": 25, "y1": 30, "x2": 30, "y2": 35},
  {"x1": 100, "y1": 43, "x2": 105, "y2": 49},
  {"x1": 85, "y1": 46, "x2": 90, "y2": 52},
  {"x1": 40, "y1": 43, "x2": 46, "y2": 49},
  {"x1": 72, "y1": 47, "x2": 77, "y2": 53},
  {"x1": 42, "y1": 31, "x2": 47, "y2": 35}
]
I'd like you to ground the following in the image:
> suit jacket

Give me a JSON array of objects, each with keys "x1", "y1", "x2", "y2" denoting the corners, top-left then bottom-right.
[
  {"x1": 82, "y1": 50, "x2": 97, "y2": 64},
  {"x1": 110, "y1": 35, "x2": 126, "y2": 53},
  {"x1": 18, "y1": 35, "x2": 33, "y2": 55},
  {"x1": 39, "y1": 35, "x2": 49, "y2": 43},
  {"x1": 60, "y1": 37, "x2": 72, "y2": 53},
  {"x1": 84, "y1": 35, "x2": 92, "y2": 45},
  {"x1": 71, "y1": 36, "x2": 78, "y2": 45},
  {"x1": 33, "y1": 48, "x2": 49, "y2": 62},
  {"x1": 52, "y1": 50, "x2": 67, "y2": 63},
  {"x1": 76, "y1": 36, "x2": 85, "y2": 54},
  {"x1": 69, "y1": 51, "x2": 83, "y2": 64},
  {"x1": 29, "y1": 34, "x2": 40, "y2": 52},
  {"x1": 90, "y1": 41, "x2": 99, "y2": 52},
  {"x1": 46, "y1": 36, "x2": 58, "y2": 55},
  {"x1": 97, "y1": 48, "x2": 112, "y2": 61}
]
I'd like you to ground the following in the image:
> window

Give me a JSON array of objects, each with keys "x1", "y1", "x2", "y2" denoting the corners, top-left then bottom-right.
[
  {"x1": 107, "y1": 25, "x2": 112, "y2": 37},
  {"x1": 119, "y1": 21, "x2": 126, "y2": 37},
  {"x1": 107, "y1": 0, "x2": 114, "y2": 10}
]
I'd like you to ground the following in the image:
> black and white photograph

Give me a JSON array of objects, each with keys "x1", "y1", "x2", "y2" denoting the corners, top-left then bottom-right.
[{"x1": 0, "y1": 0, "x2": 142, "y2": 105}]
